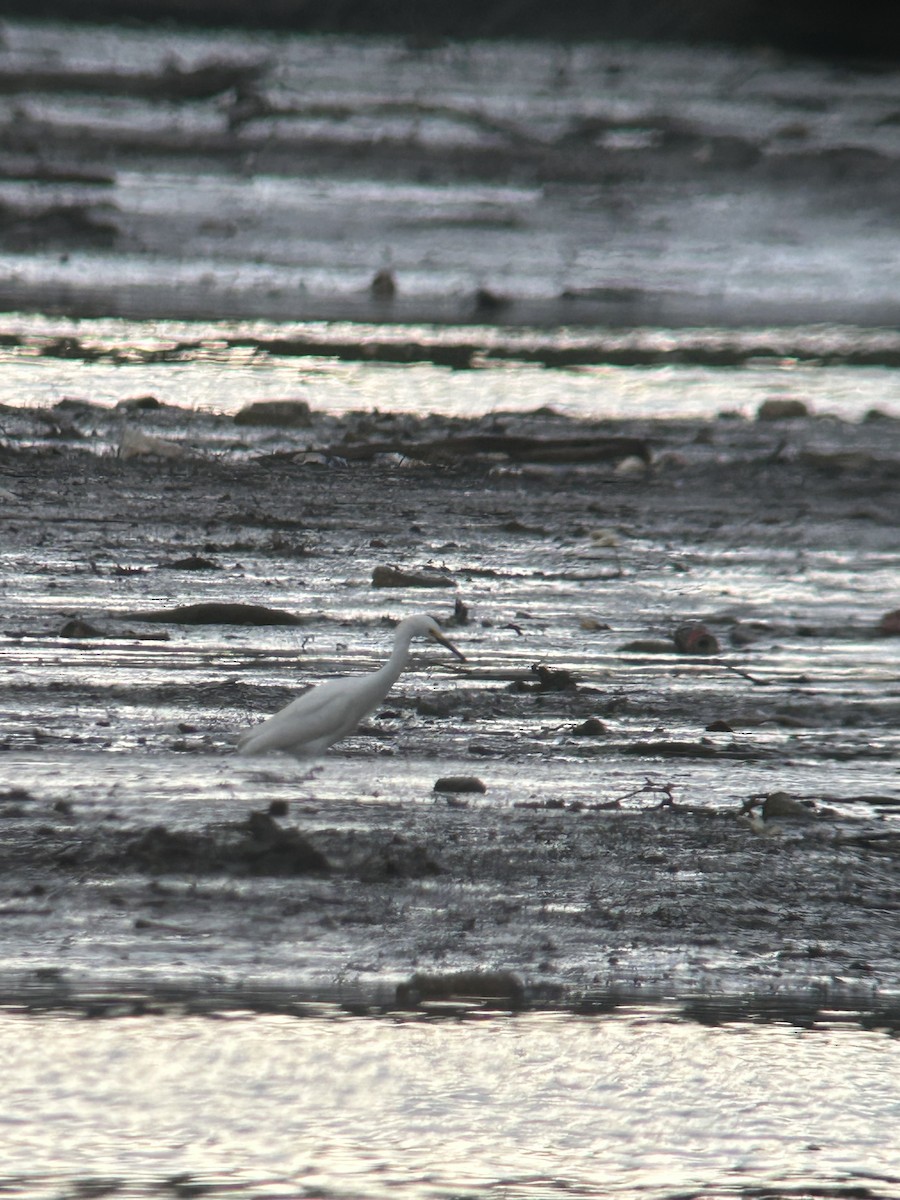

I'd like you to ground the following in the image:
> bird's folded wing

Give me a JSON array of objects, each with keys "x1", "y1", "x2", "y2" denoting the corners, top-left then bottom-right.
[{"x1": 237, "y1": 678, "x2": 363, "y2": 754}]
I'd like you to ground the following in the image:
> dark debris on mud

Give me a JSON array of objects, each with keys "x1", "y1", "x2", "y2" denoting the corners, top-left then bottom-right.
[{"x1": 0, "y1": 785, "x2": 897, "y2": 1019}]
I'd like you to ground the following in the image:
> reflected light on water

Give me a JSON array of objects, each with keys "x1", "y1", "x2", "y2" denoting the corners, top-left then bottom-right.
[
  {"x1": 1, "y1": 1009, "x2": 897, "y2": 1199},
  {"x1": 0, "y1": 314, "x2": 899, "y2": 422}
]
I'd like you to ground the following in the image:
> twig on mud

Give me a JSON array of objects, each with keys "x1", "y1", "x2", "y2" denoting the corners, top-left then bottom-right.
[
  {"x1": 610, "y1": 777, "x2": 679, "y2": 810},
  {"x1": 715, "y1": 660, "x2": 771, "y2": 687}
]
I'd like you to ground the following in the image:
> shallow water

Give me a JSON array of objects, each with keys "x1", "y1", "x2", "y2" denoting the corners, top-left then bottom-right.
[
  {"x1": 3, "y1": 20, "x2": 900, "y2": 325},
  {"x1": 1, "y1": 1008, "x2": 898, "y2": 1200},
  {"x1": 2, "y1": 316, "x2": 900, "y2": 423}
]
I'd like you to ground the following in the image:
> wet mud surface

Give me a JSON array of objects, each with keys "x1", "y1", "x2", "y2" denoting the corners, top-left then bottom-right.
[{"x1": 0, "y1": 400, "x2": 897, "y2": 1015}]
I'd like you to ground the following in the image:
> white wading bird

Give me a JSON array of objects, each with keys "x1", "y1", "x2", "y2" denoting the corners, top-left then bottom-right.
[{"x1": 236, "y1": 613, "x2": 465, "y2": 759}]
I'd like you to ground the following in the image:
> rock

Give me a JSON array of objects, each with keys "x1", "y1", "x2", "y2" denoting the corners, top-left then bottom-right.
[
  {"x1": 876, "y1": 609, "x2": 900, "y2": 636},
  {"x1": 433, "y1": 775, "x2": 486, "y2": 794},
  {"x1": 614, "y1": 454, "x2": 649, "y2": 476},
  {"x1": 124, "y1": 602, "x2": 306, "y2": 626},
  {"x1": 233, "y1": 399, "x2": 312, "y2": 427},
  {"x1": 589, "y1": 528, "x2": 620, "y2": 547},
  {"x1": 623, "y1": 740, "x2": 718, "y2": 758},
  {"x1": 762, "y1": 791, "x2": 816, "y2": 821},
  {"x1": 372, "y1": 564, "x2": 455, "y2": 588},
  {"x1": 395, "y1": 969, "x2": 525, "y2": 1009},
  {"x1": 370, "y1": 268, "x2": 396, "y2": 300},
  {"x1": 59, "y1": 618, "x2": 104, "y2": 638},
  {"x1": 116, "y1": 395, "x2": 161, "y2": 411},
  {"x1": 473, "y1": 286, "x2": 510, "y2": 315},
  {"x1": 159, "y1": 555, "x2": 221, "y2": 571},
  {"x1": 570, "y1": 717, "x2": 608, "y2": 737},
  {"x1": 618, "y1": 639, "x2": 675, "y2": 654},
  {"x1": 673, "y1": 622, "x2": 720, "y2": 655},
  {"x1": 579, "y1": 616, "x2": 610, "y2": 631},
  {"x1": 757, "y1": 398, "x2": 809, "y2": 420}
]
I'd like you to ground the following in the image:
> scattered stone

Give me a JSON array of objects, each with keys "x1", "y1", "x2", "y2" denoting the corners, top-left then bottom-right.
[
  {"x1": 370, "y1": 268, "x2": 396, "y2": 299},
  {"x1": 877, "y1": 609, "x2": 900, "y2": 636},
  {"x1": 473, "y1": 286, "x2": 510, "y2": 314},
  {"x1": 233, "y1": 399, "x2": 312, "y2": 427},
  {"x1": 705, "y1": 719, "x2": 734, "y2": 733},
  {"x1": 588, "y1": 528, "x2": 620, "y2": 547},
  {"x1": 763, "y1": 791, "x2": 817, "y2": 821},
  {"x1": 570, "y1": 717, "x2": 608, "y2": 736},
  {"x1": 614, "y1": 454, "x2": 649, "y2": 476},
  {"x1": 395, "y1": 969, "x2": 525, "y2": 1009},
  {"x1": 372, "y1": 564, "x2": 455, "y2": 588},
  {"x1": 757, "y1": 397, "x2": 809, "y2": 420},
  {"x1": 116, "y1": 395, "x2": 161, "y2": 411},
  {"x1": 159, "y1": 555, "x2": 221, "y2": 571},
  {"x1": 579, "y1": 616, "x2": 610, "y2": 631},
  {"x1": 433, "y1": 775, "x2": 486, "y2": 794},
  {"x1": 673, "y1": 622, "x2": 720, "y2": 655},
  {"x1": 59, "y1": 618, "x2": 104, "y2": 638},
  {"x1": 618, "y1": 639, "x2": 675, "y2": 654},
  {"x1": 623, "y1": 740, "x2": 719, "y2": 758}
]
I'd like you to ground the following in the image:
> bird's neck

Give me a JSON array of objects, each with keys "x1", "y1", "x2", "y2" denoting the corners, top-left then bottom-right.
[{"x1": 374, "y1": 635, "x2": 413, "y2": 690}]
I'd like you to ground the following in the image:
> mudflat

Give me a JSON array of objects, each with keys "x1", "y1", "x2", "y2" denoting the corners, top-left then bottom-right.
[{"x1": 0, "y1": 399, "x2": 896, "y2": 1017}]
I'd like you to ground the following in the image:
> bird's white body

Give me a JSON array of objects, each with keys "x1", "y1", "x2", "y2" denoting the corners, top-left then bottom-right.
[{"x1": 236, "y1": 614, "x2": 464, "y2": 759}]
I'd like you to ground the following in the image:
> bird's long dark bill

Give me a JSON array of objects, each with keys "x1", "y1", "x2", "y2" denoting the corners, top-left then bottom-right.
[{"x1": 430, "y1": 629, "x2": 466, "y2": 661}]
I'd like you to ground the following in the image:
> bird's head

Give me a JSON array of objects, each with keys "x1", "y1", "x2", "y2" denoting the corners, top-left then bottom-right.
[
  {"x1": 399, "y1": 614, "x2": 466, "y2": 661},
  {"x1": 427, "y1": 620, "x2": 466, "y2": 661}
]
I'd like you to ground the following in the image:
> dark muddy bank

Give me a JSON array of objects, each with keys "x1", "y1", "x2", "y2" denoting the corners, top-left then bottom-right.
[{"x1": 0, "y1": 400, "x2": 897, "y2": 1011}]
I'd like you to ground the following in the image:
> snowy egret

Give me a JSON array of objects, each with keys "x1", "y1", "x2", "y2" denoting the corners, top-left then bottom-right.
[{"x1": 236, "y1": 614, "x2": 465, "y2": 759}]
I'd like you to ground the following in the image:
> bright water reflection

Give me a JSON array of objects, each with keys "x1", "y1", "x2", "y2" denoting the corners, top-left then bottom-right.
[
  {"x1": 1, "y1": 316, "x2": 899, "y2": 421},
  {"x1": 1, "y1": 1009, "x2": 897, "y2": 1200}
]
